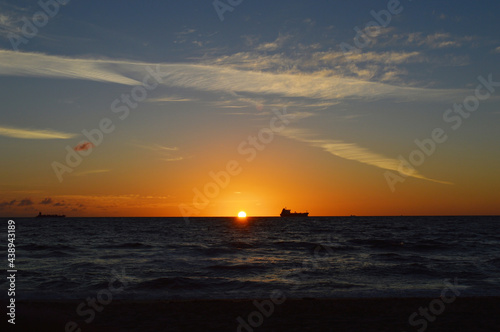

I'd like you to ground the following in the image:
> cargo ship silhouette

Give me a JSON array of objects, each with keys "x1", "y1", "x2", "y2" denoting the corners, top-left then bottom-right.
[{"x1": 280, "y1": 208, "x2": 308, "y2": 217}]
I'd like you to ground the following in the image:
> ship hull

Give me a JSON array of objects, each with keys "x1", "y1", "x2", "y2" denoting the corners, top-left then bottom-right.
[
  {"x1": 280, "y1": 212, "x2": 309, "y2": 217},
  {"x1": 280, "y1": 208, "x2": 309, "y2": 217}
]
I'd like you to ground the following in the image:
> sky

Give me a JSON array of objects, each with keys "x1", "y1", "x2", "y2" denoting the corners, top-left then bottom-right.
[{"x1": 0, "y1": 0, "x2": 499, "y2": 217}]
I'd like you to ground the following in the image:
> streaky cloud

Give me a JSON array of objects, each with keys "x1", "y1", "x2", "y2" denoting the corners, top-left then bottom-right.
[
  {"x1": 0, "y1": 49, "x2": 140, "y2": 86},
  {"x1": 0, "y1": 49, "x2": 466, "y2": 102},
  {"x1": 148, "y1": 96, "x2": 195, "y2": 103},
  {"x1": 0, "y1": 125, "x2": 77, "y2": 139},
  {"x1": 281, "y1": 128, "x2": 452, "y2": 185}
]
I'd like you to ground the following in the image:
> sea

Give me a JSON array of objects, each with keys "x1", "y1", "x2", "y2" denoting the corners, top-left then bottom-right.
[{"x1": 2, "y1": 216, "x2": 500, "y2": 300}]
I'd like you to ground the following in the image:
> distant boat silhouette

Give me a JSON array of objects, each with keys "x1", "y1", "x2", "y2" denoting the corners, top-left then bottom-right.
[
  {"x1": 280, "y1": 208, "x2": 308, "y2": 217},
  {"x1": 36, "y1": 211, "x2": 65, "y2": 218}
]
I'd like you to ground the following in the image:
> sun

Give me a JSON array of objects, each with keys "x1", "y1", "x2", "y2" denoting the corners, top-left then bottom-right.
[{"x1": 238, "y1": 211, "x2": 247, "y2": 218}]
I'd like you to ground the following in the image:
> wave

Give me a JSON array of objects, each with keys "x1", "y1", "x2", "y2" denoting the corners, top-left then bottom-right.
[
  {"x1": 315, "y1": 281, "x2": 366, "y2": 290},
  {"x1": 486, "y1": 257, "x2": 500, "y2": 267},
  {"x1": 8, "y1": 216, "x2": 500, "y2": 300},
  {"x1": 207, "y1": 264, "x2": 268, "y2": 271},
  {"x1": 68, "y1": 261, "x2": 103, "y2": 270},
  {"x1": 397, "y1": 263, "x2": 443, "y2": 277},
  {"x1": 369, "y1": 252, "x2": 408, "y2": 262},
  {"x1": 349, "y1": 239, "x2": 406, "y2": 249},
  {"x1": 198, "y1": 247, "x2": 235, "y2": 256},
  {"x1": 132, "y1": 277, "x2": 208, "y2": 291},
  {"x1": 130, "y1": 276, "x2": 267, "y2": 293},
  {"x1": 412, "y1": 240, "x2": 451, "y2": 251},
  {"x1": 273, "y1": 240, "x2": 321, "y2": 251},
  {"x1": 228, "y1": 241, "x2": 254, "y2": 249},
  {"x1": 39, "y1": 278, "x2": 80, "y2": 290},
  {"x1": 97, "y1": 242, "x2": 153, "y2": 249},
  {"x1": 319, "y1": 243, "x2": 355, "y2": 251},
  {"x1": 19, "y1": 243, "x2": 74, "y2": 251},
  {"x1": 48, "y1": 250, "x2": 73, "y2": 257}
]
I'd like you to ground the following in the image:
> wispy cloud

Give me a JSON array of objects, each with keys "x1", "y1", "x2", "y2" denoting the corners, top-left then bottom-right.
[
  {"x1": 148, "y1": 96, "x2": 195, "y2": 103},
  {"x1": 413, "y1": 32, "x2": 467, "y2": 48},
  {"x1": 0, "y1": 199, "x2": 16, "y2": 209},
  {"x1": 281, "y1": 128, "x2": 452, "y2": 185},
  {"x1": 208, "y1": 43, "x2": 468, "y2": 85},
  {"x1": 0, "y1": 125, "x2": 77, "y2": 139},
  {"x1": 0, "y1": 49, "x2": 466, "y2": 104},
  {"x1": 40, "y1": 198, "x2": 53, "y2": 205},
  {"x1": 177, "y1": 28, "x2": 196, "y2": 35},
  {"x1": 319, "y1": 51, "x2": 423, "y2": 65},
  {"x1": 174, "y1": 27, "x2": 198, "y2": 44},
  {"x1": 134, "y1": 144, "x2": 179, "y2": 152},
  {"x1": 134, "y1": 143, "x2": 186, "y2": 162},
  {"x1": 0, "y1": 50, "x2": 141, "y2": 86},
  {"x1": 0, "y1": 12, "x2": 20, "y2": 36},
  {"x1": 154, "y1": 62, "x2": 462, "y2": 102},
  {"x1": 0, "y1": 2, "x2": 31, "y2": 38},
  {"x1": 18, "y1": 198, "x2": 33, "y2": 206},
  {"x1": 255, "y1": 34, "x2": 291, "y2": 52},
  {"x1": 385, "y1": 32, "x2": 475, "y2": 49}
]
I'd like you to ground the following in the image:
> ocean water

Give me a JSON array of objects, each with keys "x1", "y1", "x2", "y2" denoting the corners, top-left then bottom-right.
[{"x1": 2, "y1": 216, "x2": 500, "y2": 300}]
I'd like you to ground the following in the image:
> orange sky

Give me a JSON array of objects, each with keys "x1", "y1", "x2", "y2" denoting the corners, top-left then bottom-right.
[
  {"x1": 1, "y1": 108, "x2": 499, "y2": 217},
  {"x1": 1, "y1": 2, "x2": 500, "y2": 217}
]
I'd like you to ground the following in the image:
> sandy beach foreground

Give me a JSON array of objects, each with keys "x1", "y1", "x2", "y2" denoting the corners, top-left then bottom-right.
[{"x1": 3, "y1": 297, "x2": 499, "y2": 331}]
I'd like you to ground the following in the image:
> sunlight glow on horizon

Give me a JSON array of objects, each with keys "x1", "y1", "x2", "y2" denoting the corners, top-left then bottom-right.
[{"x1": 0, "y1": 1, "x2": 499, "y2": 218}]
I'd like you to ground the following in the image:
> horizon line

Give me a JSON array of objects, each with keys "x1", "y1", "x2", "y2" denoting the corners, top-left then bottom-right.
[{"x1": 3, "y1": 214, "x2": 500, "y2": 218}]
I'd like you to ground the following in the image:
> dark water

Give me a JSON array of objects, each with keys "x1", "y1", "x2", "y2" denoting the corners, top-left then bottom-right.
[{"x1": 2, "y1": 216, "x2": 500, "y2": 300}]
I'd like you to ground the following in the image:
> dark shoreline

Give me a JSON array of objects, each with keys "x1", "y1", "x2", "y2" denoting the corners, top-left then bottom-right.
[{"x1": 3, "y1": 296, "x2": 499, "y2": 331}]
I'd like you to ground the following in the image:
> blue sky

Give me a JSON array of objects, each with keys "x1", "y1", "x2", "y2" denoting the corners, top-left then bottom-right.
[{"x1": 0, "y1": 0, "x2": 499, "y2": 216}]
